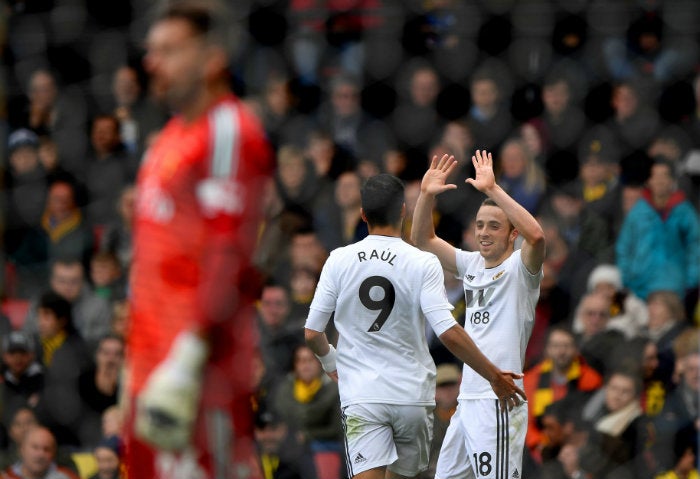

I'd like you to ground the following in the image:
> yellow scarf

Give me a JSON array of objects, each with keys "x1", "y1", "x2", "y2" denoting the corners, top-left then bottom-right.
[
  {"x1": 583, "y1": 184, "x2": 607, "y2": 203},
  {"x1": 261, "y1": 454, "x2": 280, "y2": 479},
  {"x1": 293, "y1": 378, "x2": 322, "y2": 403},
  {"x1": 41, "y1": 210, "x2": 82, "y2": 243},
  {"x1": 42, "y1": 331, "x2": 67, "y2": 366}
]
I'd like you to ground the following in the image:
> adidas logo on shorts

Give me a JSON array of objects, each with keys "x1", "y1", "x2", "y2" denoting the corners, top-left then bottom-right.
[
  {"x1": 354, "y1": 453, "x2": 366, "y2": 464},
  {"x1": 512, "y1": 468, "x2": 520, "y2": 478}
]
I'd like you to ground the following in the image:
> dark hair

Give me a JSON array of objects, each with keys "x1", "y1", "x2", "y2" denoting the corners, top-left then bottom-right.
[
  {"x1": 361, "y1": 174, "x2": 404, "y2": 227},
  {"x1": 39, "y1": 291, "x2": 74, "y2": 332},
  {"x1": 156, "y1": 0, "x2": 232, "y2": 52},
  {"x1": 478, "y1": 198, "x2": 515, "y2": 230}
]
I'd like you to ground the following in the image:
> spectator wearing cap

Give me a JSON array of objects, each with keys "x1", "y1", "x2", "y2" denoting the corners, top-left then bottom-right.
[
  {"x1": 0, "y1": 332, "x2": 44, "y2": 428},
  {"x1": 4, "y1": 129, "x2": 50, "y2": 299},
  {"x1": 254, "y1": 407, "x2": 318, "y2": 479},
  {"x1": 32, "y1": 291, "x2": 91, "y2": 448},
  {"x1": 88, "y1": 435, "x2": 123, "y2": 479},
  {"x1": 615, "y1": 158, "x2": 700, "y2": 302},
  {"x1": 578, "y1": 264, "x2": 648, "y2": 340},
  {"x1": 420, "y1": 363, "x2": 461, "y2": 479}
]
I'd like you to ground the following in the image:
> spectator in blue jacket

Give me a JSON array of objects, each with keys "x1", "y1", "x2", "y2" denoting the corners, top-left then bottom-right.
[{"x1": 616, "y1": 158, "x2": 699, "y2": 302}]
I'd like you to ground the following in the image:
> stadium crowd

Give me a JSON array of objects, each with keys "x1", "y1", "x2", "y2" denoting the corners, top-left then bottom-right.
[{"x1": 0, "y1": 0, "x2": 698, "y2": 478}]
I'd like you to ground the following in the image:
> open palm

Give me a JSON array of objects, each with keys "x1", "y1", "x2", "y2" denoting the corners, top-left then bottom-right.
[
  {"x1": 421, "y1": 154, "x2": 458, "y2": 196},
  {"x1": 466, "y1": 150, "x2": 496, "y2": 193}
]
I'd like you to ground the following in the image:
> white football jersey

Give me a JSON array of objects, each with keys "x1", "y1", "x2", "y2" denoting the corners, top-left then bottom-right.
[
  {"x1": 455, "y1": 248, "x2": 542, "y2": 399},
  {"x1": 305, "y1": 235, "x2": 457, "y2": 407}
]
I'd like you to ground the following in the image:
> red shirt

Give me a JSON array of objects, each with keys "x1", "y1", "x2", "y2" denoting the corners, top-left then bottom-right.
[{"x1": 127, "y1": 94, "x2": 273, "y2": 397}]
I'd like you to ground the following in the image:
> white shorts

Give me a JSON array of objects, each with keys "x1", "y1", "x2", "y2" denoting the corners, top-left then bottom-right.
[
  {"x1": 342, "y1": 403, "x2": 433, "y2": 477},
  {"x1": 435, "y1": 399, "x2": 527, "y2": 479}
]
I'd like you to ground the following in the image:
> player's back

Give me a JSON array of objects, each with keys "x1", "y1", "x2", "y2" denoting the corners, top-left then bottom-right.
[{"x1": 312, "y1": 235, "x2": 451, "y2": 407}]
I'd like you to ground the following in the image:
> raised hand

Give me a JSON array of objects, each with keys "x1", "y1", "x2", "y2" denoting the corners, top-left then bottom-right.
[
  {"x1": 465, "y1": 150, "x2": 496, "y2": 193},
  {"x1": 421, "y1": 154, "x2": 459, "y2": 196}
]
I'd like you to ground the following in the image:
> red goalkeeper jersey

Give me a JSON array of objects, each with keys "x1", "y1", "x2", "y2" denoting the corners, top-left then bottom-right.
[{"x1": 127, "y1": 94, "x2": 273, "y2": 401}]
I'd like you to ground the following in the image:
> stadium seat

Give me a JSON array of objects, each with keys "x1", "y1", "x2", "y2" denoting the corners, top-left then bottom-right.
[
  {"x1": 1, "y1": 298, "x2": 30, "y2": 329},
  {"x1": 314, "y1": 451, "x2": 342, "y2": 479}
]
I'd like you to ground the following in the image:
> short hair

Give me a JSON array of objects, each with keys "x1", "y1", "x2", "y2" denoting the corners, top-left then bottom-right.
[
  {"x1": 156, "y1": 0, "x2": 234, "y2": 54},
  {"x1": 478, "y1": 198, "x2": 515, "y2": 230},
  {"x1": 361, "y1": 174, "x2": 404, "y2": 227},
  {"x1": 39, "y1": 291, "x2": 73, "y2": 329}
]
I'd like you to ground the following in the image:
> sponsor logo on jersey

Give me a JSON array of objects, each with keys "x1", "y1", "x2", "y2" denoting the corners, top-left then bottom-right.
[
  {"x1": 465, "y1": 287, "x2": 495, "y2": 307},
  {"x1": 137, "y1": 181, "x2": 175, "y2": 223},
  {"x1": 354, "y1": 453, "x2": 367, "y2": 464},
  {"x1": 492, "y1": 270, "x2": 505, "y2": 280},
  {"x1": 196, "y1": 178, "x2": 244, "y2": 217}
]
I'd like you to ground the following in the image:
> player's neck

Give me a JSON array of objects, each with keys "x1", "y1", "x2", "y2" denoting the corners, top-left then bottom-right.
[
  {"x1": 180, "y1": 82, "x2": 230, "y2": 123},
  {"x1": 368, "y1": 224, "x2": 401, "y2": 238}
]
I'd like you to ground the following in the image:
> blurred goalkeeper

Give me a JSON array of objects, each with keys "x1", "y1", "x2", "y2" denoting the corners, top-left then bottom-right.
[{"x1": 124, "y1": 1, "x2": 273, "y2": 478}]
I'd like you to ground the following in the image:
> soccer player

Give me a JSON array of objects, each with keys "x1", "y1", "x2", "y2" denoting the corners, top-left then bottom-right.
[
  {"x1": 124, "y1": 1, "x2": 273, "y2": 478},
  {"x1": 305, "y1": 173, "x2": 526, "y2": 479},
  {"x1": 411, "y1": 151, "x2": 546, "y2": 479}
]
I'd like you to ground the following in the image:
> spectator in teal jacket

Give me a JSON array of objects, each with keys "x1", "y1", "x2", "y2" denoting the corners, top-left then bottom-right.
[{"x1": 616, "y1": 158, "x2": 699, "y2": 301}]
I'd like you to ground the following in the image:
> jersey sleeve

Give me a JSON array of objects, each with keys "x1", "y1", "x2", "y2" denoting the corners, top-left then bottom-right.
[
  {"x1": 193, "y1": 100, "x2": 273, "y2": 328},
  {"x1": 308, "y1": 252, "x2": 340, "y2": 314},
  {"x1": 516, "y1": 249, "x2": 544, "y2": 290}
]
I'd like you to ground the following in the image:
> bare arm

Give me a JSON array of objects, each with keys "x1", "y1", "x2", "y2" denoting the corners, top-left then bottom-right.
[
  {"x1": 467, "y1": 150, "x2": 546, "y2": 274},
  {"x1": 411, "y1": 154, "x2": 461, "y2": 275},
  {"x1": 439, "y1": 324, "x2": 526, "y2": 410}
]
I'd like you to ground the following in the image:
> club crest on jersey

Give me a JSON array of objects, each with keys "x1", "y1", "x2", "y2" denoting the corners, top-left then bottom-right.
[
  {"x1": 137, "y1": 181, "x2": 175, "y2": 223},
  {"x1": 492, "y1": 270, "x2": 505, "y2": 280},
  {"x1": 196, "y1": 178, "x2": 244, "y2": 217}
]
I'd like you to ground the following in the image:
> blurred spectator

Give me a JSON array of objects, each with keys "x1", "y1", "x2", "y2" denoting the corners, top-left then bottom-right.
[
  {"x1": 24, "y1": 259, "x2": 112, "y2": 350},
  {"x1": 654, "y1": 424, "x2": 698, "y2": 479},
  {"x1": 391, "y1": 62, "x2": 443, "y2": 179},
  {"x1": 539, "y1": 182, "x2": 612, "y2": 263},
  {"x1": 4, "y1": 129, "x2": 49, "y2": 299},
  {"x1": 0, "y1": 408, "x2": 38, "y2": 471},
  {"x1": 274, "y1": 144, "x2": 328, "y2": 217},
  {"x1": 0, "y1": 425, "x2": 79, "y2": 479},
  {"x1": 288, "y1": 267, "x2": 319, "y2": 326},
  {"x1": 524, "y1": 326, "x2": 602, "y2": 462},
  {"x1": 110, "y1": 65, "x2": 168, "y2": 157},
  {"x1": 529, "y1": 73, "x2": 586, "y2": 168},
  {"x1": 83, "y1": 114, "x2": 136, "y2": 229},
  {"x1": 254, "y1": 407, "x2": 317, "y2": 479},
  {"x1": 287, "y1": 0, "x2": 383, "y2": 86},
  {"x1": 32, "y1": 292, "x2": 91, "y2": 448},
  {"x1": 246, "y1": 74, "x2": 313, "y2": 151},
  {"x1": 465, "y1": 67, "x2": 512, "y2": 153},
  {"x1": 496, "y1": 137, "x2": 547, "y2": 214},
  {"x1": 0, "y1": 332, "x2": 43, "y2": 429},
  {"x1": 615, "y1": 158, "x2": 700, "y2": 302},
  {"x1": 256, "y1": 283, "x2": 304, "y2": 381},
  {"x1": 98, "y1": 184, "x2": 135, "y2": 273},
  {"x1": 607, "y1": 80, "x2": 660, "y2": 157},
  {"x1": 645, "y1": 290, "x2": 691, "y2": 382},
  {"x1": 40, "y1": 180, "x2": 93, "y2": 269},
  {"x1": 88, "y1": 435, "x2": 123, "y2": 479},
  {"x1": 419, "y1": 363, "x2": 461, "y2": 479},
  {"x1": 304, "y1": 128, "x2": 354, "y2": 182},
  {"x1": 272, "y1": 345, "x2": 342, "y2": 451},
  {"x1": 578, "y1": 369, "x2": 653, "y2": 479},
  {"x1": 602, "y1": 7, "x2": 694, "y2": 84},
  {"x1": 573, "y1": 291, "x2": 625, "y2": 376},
  {"x1": 580, "y1": 264, "x2": 648, "y2": 339},
  {"x1": 88, "y1": 252, "x2": 126, "y2": 303},
  {"x1": 271, "y1": 228, "x2": 328, "y2": 289},
  {"x1": 315, "y1": 71, "x2": 393, "y2": 167},
  {"x1": 652, "y1": 344, "x2": 699, "y2": 475},
  {"x1": 100, "y1": 407, "x2": 123, "y2": 441},
  {"x1": 314, "y1": 170, "x2": 367, "y2": 251},
  {"x1": 10, "y1": 69, "x2": 88, "y2": 177},
  {"x1": 78, "y1": 335, "x2": 124, "y2": 448}
]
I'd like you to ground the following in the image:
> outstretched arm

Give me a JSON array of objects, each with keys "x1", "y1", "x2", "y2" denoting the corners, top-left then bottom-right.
[
  {"x1": 467, "y1": 150, "x2": 546, "y2": 274},
  {"x1": 411, "y1": 154, "x2": 461, "y2": 274},
  {"x1": 439, "y1": 325, "x2": 526, "y2": 411}
]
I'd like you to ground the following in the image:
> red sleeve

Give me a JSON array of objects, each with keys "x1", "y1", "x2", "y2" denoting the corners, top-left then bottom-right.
[{"x1": 193, "y1": 99, "x2": 273, "y2": 329}]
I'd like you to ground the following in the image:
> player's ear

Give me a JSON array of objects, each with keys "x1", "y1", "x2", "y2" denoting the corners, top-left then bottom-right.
[{"x1": 360, "y1": 208, "x2": 368, "y2": 224}]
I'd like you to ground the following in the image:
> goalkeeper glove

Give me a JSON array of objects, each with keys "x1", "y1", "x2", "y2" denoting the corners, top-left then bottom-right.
[{"x1": 135, "y1": 331, "x2": 208, "y2": 451}]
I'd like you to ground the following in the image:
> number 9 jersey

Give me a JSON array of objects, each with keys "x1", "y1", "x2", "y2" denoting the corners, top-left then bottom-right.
[{"x1": 305, "y1": 235, "x2": 458, "y2": 408}]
